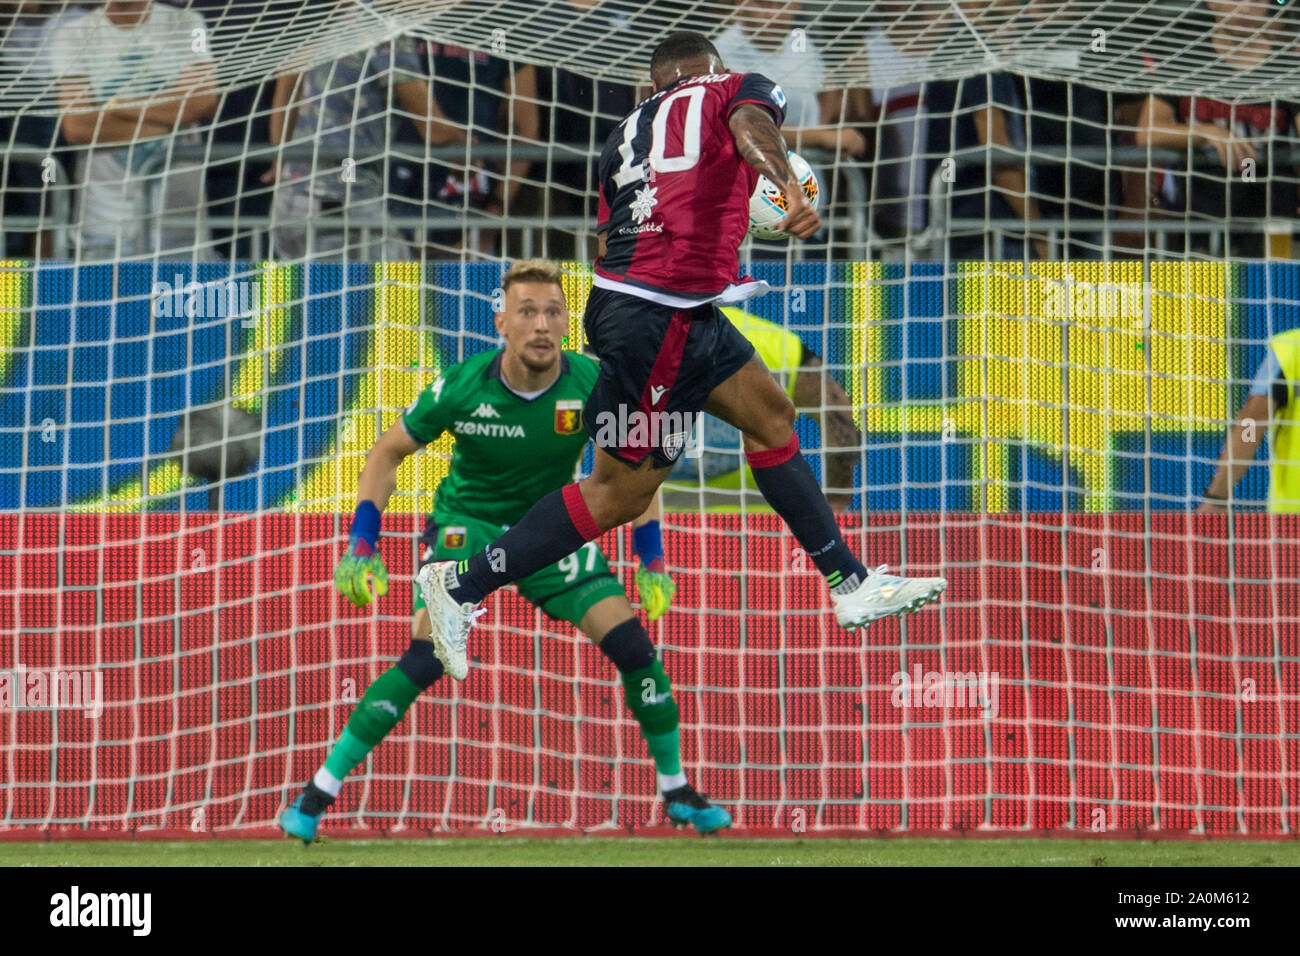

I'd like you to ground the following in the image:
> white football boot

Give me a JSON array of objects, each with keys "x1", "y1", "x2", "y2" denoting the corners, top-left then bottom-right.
[
  {"x1": 831, "y1": 564, "x2": 947, "y2": 630},
  {"x1": 416, "y1": 561, "x2": 486, "y2": 680}
]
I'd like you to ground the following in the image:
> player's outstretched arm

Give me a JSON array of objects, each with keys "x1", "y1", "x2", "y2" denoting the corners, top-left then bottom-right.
[
  {"x1": 1199, "y1": 392, "x2": 1272, "y2": 512},
  {"x1": 631, "y1": 492, "x2": 675, "y2": 622},
  {"x1": 356, "y1": 419, "x2": 425, "y2": 512},
  {"x1": 729, "y1": 104, "x2": 822, "y2": 239},
  {"x1": 335, "y1": 421, "x2": 425, "y2": 607}
]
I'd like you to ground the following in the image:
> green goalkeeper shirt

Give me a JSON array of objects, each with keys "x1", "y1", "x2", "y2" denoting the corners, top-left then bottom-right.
[{"x1": 401, "y1": 349, "x2": 599, "y2": 527}]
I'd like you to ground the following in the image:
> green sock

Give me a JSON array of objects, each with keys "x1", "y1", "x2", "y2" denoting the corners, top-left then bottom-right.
[
  {"x1": 643, "y1": 728, "x2": 683, "y2": 777},
  {"x1": 622, "y1": 659, "x2": 682, "y2": 777},
  {"x1": 322, "y1": 727, "x2": 371, "y2": 782},
  {"x1": 322, "y1": 666, "x2": 423, "y2": 782}
]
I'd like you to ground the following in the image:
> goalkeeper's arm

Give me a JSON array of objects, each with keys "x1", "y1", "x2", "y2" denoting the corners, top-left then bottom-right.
[
  {"x1": 335, "y1": 421, "x2": 425, "y2": 607},
  {"x1": 631, "y1": 492, "x2": 675, "y2": 622}
]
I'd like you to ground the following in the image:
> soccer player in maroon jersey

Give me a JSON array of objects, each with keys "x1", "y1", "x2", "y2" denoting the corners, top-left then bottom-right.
[{"x1": 417, "y1": 32, "x2": 946, "y2": 676}]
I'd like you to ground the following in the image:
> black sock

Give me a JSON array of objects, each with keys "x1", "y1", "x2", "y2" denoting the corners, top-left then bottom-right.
[
  {"x1": 449, "y1": 484, "x2": 600, "y2": 604},
  {"x1": 396, "y1": 639, "x2": 444, "y2": 688},
  {"x1": 598, "y1": 618, "x2": 656, "y2": 672},
  {"x1": 299, "y1": 781, "x2": 335, "y2": 817},
  {"x1": 746, "y1": 434, "x2": 868, "y2": 594}
]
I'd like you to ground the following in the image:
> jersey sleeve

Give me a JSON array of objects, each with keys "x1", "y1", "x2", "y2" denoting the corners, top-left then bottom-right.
[
  {"x1": 402, "y1": 367, "x2": 459, "y2": 444},
  {"x1": 726, "y1": 72, "x2": 788, "y2": 128},
  {"x1": 1250, "y1": 348, "x2": 1291, "y2": 409}
]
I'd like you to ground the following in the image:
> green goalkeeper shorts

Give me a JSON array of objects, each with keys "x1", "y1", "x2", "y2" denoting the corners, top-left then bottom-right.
[{"x1": 413, "y1": 513, "x2": 625, "y2": 629}]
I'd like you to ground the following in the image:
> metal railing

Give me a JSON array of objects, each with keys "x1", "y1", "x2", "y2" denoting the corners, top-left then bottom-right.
[
  {"x1": 0, "y1": 141, "x2": 869, "y2": 261},
  {"x1": 911, "y1": 144, "x2": 1300, "y2": 261},
  {"x1": 0, "y1": 147, "x2": 75, "y2": 257},
  {"x1": 9, "y1": 138, "x2": 1300, "y2": 263}
]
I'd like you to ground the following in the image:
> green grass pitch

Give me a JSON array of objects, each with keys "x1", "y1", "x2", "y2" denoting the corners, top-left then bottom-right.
[{"x1": 3, "y1": 838, "x2": 1297, "y2": 867}]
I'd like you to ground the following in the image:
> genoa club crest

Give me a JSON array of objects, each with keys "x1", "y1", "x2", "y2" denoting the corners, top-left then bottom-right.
[
  {"x1": 443, "y1": 527, "x2": 467, "y2": 550},
  {"x1": 554, "y1": 399, "x2": 583, "y2": 435}
]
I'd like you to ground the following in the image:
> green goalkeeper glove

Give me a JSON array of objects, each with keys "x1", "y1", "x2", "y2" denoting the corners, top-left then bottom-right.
[
  {"x1": 335, "y1": 538, "x2": 389, "y2": 607},
  {"x1": 633, "y1": 519, "x2": 674, "y2": 622},
  {"x1": 335, "y1": 502, "x2": 388, "y2": 607},
  {"x1": 635, "y1": 564, "x2": 676, "y2": 623}
]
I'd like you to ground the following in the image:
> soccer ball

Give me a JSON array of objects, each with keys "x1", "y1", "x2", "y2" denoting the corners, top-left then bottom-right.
[
  {"x1": 170, "y1": 403, "x2": 263, "y2": 483},
  {"x1": 748, "y1": 151, "x2": 821, "y2": 240}
]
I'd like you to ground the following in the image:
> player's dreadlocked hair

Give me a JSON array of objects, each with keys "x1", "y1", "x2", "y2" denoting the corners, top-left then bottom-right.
[
  {"x1": 501, "y1": 258, "x2": 565, "y2": 294},
  {"x1": 650, "y1": 31, "x2": 721, "y2": 81}
]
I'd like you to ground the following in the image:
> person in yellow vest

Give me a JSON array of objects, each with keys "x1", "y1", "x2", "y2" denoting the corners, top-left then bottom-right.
[
  {"x1": 1200, "y1": 327, "x2": 1300, "y2": 512},
  {"x1": 663, "y1": 307, "x2": 862, "y2": 512}
]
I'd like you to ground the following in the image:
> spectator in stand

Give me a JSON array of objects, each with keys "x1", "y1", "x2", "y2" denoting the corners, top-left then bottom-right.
[
  {"x1": 531, "y1": 0, "x2": 637, "y2": 258},
  {"x1": 49, "y1": 0, "x2": 219, "y2": 261},
  {"x1": 1201, "y1": 328, "x2": 1300, "y2": 512},
  {"x1": 663, "y1": 308, "x2": 862, "y2": 514},
  {"x1": 1135, "y1": 0, "x2": 1300, "y2": 257},
  {"x1": 1006, "y1": 3, "x2": 1121, "y2": 259},
  {"x1": 192, "y1": 0, "x2": 277, "y2": 260},
  {"x1": 406, "y1": 40, "x2": 540, "y2": 257},
  {"x1": 856, "y1": 1, "x2": 950, "y2": 240},
  {"x1": 1020, "y1": 77, "x2": 1113, "y2": 259},
  {"x1": 0, "y1": 1, "x2": 85, "y2": 257},
  {"x1": 265, "y1": 27, "x2": 466, "y2": 262},
  {"x1": 711, "y1": 0, "x2": 867, "y2": 254},
  {"x1": 712, "y1": 0, "x2": 866, "y2": 159},
  {"x1": 925, "y1": 70, "x2": 1048, "y2": 260}
]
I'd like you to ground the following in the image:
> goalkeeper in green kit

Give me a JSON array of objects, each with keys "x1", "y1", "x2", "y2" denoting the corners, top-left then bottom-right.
[{"x1": 280, "y1": 259, "x2": 729, "y2": 841}]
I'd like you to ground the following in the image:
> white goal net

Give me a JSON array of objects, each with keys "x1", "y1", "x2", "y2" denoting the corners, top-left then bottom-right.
[{"x1": 1, "y1": 0, "x2": 1298, "y2": 835}]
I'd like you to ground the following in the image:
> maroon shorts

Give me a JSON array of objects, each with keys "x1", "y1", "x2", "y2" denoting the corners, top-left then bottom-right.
[{"x1": 582, "y1": 286, "x2": 756, "y2": 469}]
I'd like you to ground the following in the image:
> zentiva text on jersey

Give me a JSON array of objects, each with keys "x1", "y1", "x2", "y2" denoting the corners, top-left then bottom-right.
[
  {"x1": 401, "y1": 350, "x2": 599, "y2": 528},
  {"x1": 595, "y1": 71, "x2": 787, "y2": 305}
]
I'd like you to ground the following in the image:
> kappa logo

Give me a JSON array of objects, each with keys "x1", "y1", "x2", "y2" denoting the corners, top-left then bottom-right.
[
  {"x1": 472, "y1": 403, "x2": 500, "y2": 418},
  {"x1": 649, "y1": 385, "x2": 666, "y2": 405}
]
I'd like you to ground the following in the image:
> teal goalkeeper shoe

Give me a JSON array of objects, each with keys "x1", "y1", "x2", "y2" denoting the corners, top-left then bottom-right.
[
  {"x1": 279, "y1": 794, "x2": 321, "y2": 845},
  {"x1": 664, "y1": 785, "x2": 732, "y2": 835}
]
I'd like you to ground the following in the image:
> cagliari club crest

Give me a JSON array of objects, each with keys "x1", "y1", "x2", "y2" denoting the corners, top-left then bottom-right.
[{"x1": 554, "y1": 399, "x2": 583, "y2": 435}]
